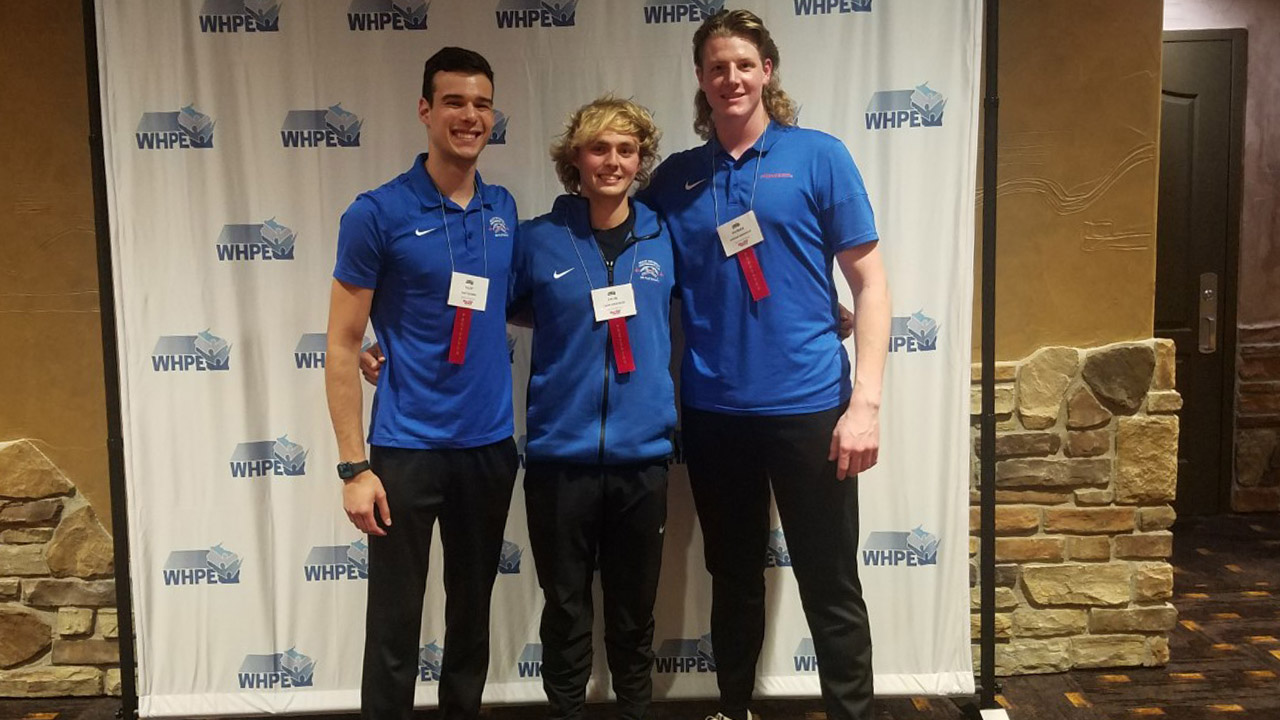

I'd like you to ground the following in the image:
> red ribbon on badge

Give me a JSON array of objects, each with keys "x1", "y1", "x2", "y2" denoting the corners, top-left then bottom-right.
[
  {"x1": 448, "y1": 308, "x2": 472, "y2": 365},
  {"x1": 737, "y1": 247, "x2": 770, "y2": 301},
  {"x1": 608, "y1": 317, "x2": 636, "y2": 374}
]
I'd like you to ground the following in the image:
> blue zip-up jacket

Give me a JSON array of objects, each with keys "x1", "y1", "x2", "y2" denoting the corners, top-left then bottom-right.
[{"x1": 512, "y1": 195, "x2": 677, "y2": 465}]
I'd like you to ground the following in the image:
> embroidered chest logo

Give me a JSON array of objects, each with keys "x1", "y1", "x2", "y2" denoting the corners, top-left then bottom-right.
[
  {"x1": 637, "y1": 259, "x2": 664, "y2": 282},
  {"x1": 489, "y1": 216, "x2": 511, "y2": 237}
]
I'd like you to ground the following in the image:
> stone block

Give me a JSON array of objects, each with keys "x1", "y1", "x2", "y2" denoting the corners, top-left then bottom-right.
[
  {"x1": 1153, "y1": 339, "x2": 1176, "y2": 390},
  {"x1": 0, "y1": 607, "x2": 53, "y2": 669},
  {"x1": 1235, "y1": 429, "x2": 1280, "y2": 488},
  {"x1": 97, "y1": 609, "x2": 118, "y2": 640},
  {"x1": 0, "y1": 578, "x2": 19, "y2": 601},
  {"x1": 1147, "y1": 391, "x2": 1182, "y2": 414},
  {"x1": 1022, "y1": 563, "x2": 1130, "y2": 606},
  {"x1": 1066, "y1": 429, "x2": 1109, "y2": 457},
  {"x1": 996, "y1": 458, "x2": 1110, "y2": 489},
  {"x1": 23, "y1": 579, "x2": 115, "y2": 608},
  {"x1": 1043, "y1": 508, "x2": 1136, "y2": 534},
  {"x1": 996, "y1": 506, "x2": 1041, "y2": 535},
  {"x1": 1239, "y1": 325, "x2": 1280, "y2": 344},
  {"x1": 105, "y1": 668, "x2": 121, "y2": 697},
  {"x1": 1088, "y1": 604, "x2": 1178, "y2": 633},
  {"x1": 1067, "y1": 386, "x2": 1112, "y2": 429},
  {"x1": 1066, "y1": 536, "x2": 1111, "y2": 561},
  {"x1": 971, "y1": 612, "x2": 1013, "y2": 640},
  {"x1": 1082, "y1": 344, "x2": 1156, "y2": 413},
  {"x1": 0, "y1": 498, "x2": 62, "y2": 525},
  {"x1": 57, "y1": 608, "x2": 94, "y2": 637},
  {"x1": 971, "y1": 586, "x2": 1019, "y2": 611},
  {"x1": 1239, "y1": 345, "x2": 1280, "y2": 381},
  {"x1": 0, "y1": 440, "x2": 74, "y2": 499},
  {"x1": 0, "y1": 544, "x2": 50, "y2": 576},
  {"x1": 1149, "y1": 636, "x2": 1170, "y2": 665},
  {"x1": 1011, "y1": 608, "x2": 1087, "y2": 638},
  {"x1": 1137, "y1": 506, "x2": 1176, "y2": 531},
  {"x1": 1017, "y1": 347, "x2": 1080, "y2": 429},
  {"x1": 971, "y1": 385, "x2": 1015, "y2": 416},
  {"x1": 1070, "y1": 634, "x2": 1148, "y2": 668},
  {"x1": 1115, "y1": 416, "x2": 1179, "y2": 504},
  {"x1": 1132, "y1": 562, "x2": 1174, "y2": 602},
  {"x1": 1074, "y1": 488, "x2": 1114, "y2": 506},
  {"x1": 1232, "y1": 486, "x2": 1280, "y2": 512},
  {"x1": 995, "y1": 537, "x2": 1064, "y2": 563},
  {"x1": 46, "y1": 505, "x2": 114, "y2": 579},
  {"x1": 0, "y1": 666, "x2": 101, "y2": 696},
  {"x1": 52, "y1": 639, "x2": 119, "y2": 665},
  {"x1": 994, "y1": 489, "x2": 1073, "y2": 505},
  {"x1": 1, "y1": 527, "x2": 54, "y2": 544},
  {"x1": 1114, "y1": 532, "x2": 1173, "y2": 559},
  {"x1": 995, "y1": 638, "x2": 1071, "y2": 675},
  {"x1": 971, "y1": 363, "x2": 1019, "y2": 383},
  {"x1": 995, "y1": 564, "x2": 1021, "y2": 587},
  {"x1": 995, "y1": 432, "x2": 1062, "y2": 459}
]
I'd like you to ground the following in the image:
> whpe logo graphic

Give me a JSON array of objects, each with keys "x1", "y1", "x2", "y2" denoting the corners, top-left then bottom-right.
[
  {"x1": 229, "y1": 435, "x2": 309, "y2": 478},
  {"x1": 347, "y1": 0, "x2": 428, "y2": 31},
  {"x1": 793, "y1": 0, "x2": 871, "y2": 15},
  {"x1": 495, "y1": 0, "x2": 577, "y2": 29},
  {"x1": 642, "y1": 0, "x2": 723, "y2": 24},
  {"x1": 294, "y1": 334, "x2": 373, "y2": 370},
  {"x1": 889, "y1": 310, "x2": 939, "y2": 353},
  {"x1": 517, "y1": 643, "x2": 543, "y2": 678},
  {"x1": 765, "y1": 527, "x2": 791, "y2": 568},
  {"x1": 151, "y1": 330, "x2": 231, "y2": 372},
  {"x1": 281, "y1": 104, "x2": 362, "y2": 148},
  {"x1": 237, "y1": 647, "x2": 316, "y2": 690},
  {"x1": 136, "y1": 105, "x2": 214, "y2": 150},
  {"x1": 489, "y1": 215, "x2": 511, "y2": 238},
  {"x1": 497, "y1": 540, "x2": 523, "y2": 574},
  {"x1": 199, "y1": 0, "x2": 281, "y2": 33},
  {"x1": 419, "y1": 642, "x2": 443, "y2": 682},
  {"x1": 866, "y1": 83, "x2": 946, "y2": 130},
  {"x1": 793, "y1": 638, "x2": 818, "y2": 672},
  {"x1": 216, "y1": 218, "x2": 296, "y2": 262},
  {"x1": 303, "y1": 539, "x2": 368, "y2": 581},
  {"x1": 488, "y1": 110, "x2": 510, "y2": 145},
  {"x1": 637, "y1": 259, "x2": 663, "y2": 282},
  {"x1": 162, "y1": 544, "x2": 242, "y2": 586},
  {"x1": 655, "y1": 632, "x2": 715, "y2": 673},
  {"x1": 862, "y1": 526, "x2": 940, "y2": 567}
]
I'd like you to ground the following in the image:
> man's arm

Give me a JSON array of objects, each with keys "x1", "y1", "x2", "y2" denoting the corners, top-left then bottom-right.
[
  {"x1": 326, "y1": 278, "x2": 390, "y2": 535},
  {"x1": 829, "y1": 241, "x2": 890, "y2": 479}
]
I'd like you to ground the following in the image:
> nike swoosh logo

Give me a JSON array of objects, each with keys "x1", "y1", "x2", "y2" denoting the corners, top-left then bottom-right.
[
  {"x1": 414, "y1": 227, "x2": 438, "y2": 236},
  {"x1": 685, "y1": 178, "x2": 707, "y2": 191},
  {"x1": 553, "y1": 268, "x2": 574, "y2": 280}
]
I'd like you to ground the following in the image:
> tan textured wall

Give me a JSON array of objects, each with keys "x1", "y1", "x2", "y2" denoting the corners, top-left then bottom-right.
[
  {"x1": 976, "y1": 0, "x2": 1162, "y2": 362},
  {"x1": 0, "y1": 2, "x2": 111, "y2": 532}
]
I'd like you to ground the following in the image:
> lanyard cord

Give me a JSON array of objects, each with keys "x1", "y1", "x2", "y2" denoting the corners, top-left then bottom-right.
[
  {"x1": 710, "y1": 124, "x2": 768, "y2": 227},
  {"x1": 436, "y1": 181, "x2": 489, "y2": 277},
  {"x1": 565, "y1": 220, "x2": 639, "y2": 291}
]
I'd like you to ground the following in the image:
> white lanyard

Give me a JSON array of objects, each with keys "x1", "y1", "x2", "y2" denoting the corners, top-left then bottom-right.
[
  {"x1": 436, "y1": 182, "x2": 489, "y2": 277},
  {"x1": 710, "y1": 124, "x2": 768, "y2": 228},
  {"x1": 564, "y1": 223, "x2": 639, "y2": 290}
]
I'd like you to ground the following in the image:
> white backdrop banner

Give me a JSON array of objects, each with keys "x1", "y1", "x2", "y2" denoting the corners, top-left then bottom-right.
[{"x1": 95, "y1": 0, "x2": 981, "y2": 715}]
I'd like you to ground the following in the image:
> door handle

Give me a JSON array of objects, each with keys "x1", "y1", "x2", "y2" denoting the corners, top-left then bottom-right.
[{"x1": 1199, "y1": 272, "x2": 1218, "y2": 354}]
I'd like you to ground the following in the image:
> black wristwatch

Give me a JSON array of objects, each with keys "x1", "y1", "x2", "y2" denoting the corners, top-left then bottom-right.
[{"x1": 337, "y1": 460, "x2": 371, "y2": 481}]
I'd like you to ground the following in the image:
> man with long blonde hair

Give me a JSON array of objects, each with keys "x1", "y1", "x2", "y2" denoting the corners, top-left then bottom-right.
[{"x1": 643, "y1": 9, "x2": 891, "y2": 720}]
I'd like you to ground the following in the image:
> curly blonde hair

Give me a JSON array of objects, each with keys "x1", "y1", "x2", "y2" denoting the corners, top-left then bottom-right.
[
  {"x1": 692, "y1": 9, "x2": 797, "y2": 140},
  {"x1": 550, "y1": 95, "x2": 662, "y2": 195}
]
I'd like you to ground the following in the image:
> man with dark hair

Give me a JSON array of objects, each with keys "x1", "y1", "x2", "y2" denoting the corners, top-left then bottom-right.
[{"x1": 325, "y1": 46, "x2": 518, "y2": 720}]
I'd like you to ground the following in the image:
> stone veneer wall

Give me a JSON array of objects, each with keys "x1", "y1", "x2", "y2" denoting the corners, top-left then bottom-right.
[
  {"x1": 1235, "y1": 323, "x2": 1280, "y2": 511},
  {"x1": 969, "y1": 339, "x2": 1182, "y2": 674},
  {"x1": 0, "y1": 440, "x2": 120, "y2": 696}
]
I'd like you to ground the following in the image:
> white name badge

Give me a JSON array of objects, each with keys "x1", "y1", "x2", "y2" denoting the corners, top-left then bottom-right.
[
  {"x1": 591, "y1": 284, "x2": 637, "y2": 322},
  {"x1": 716, "y1": 209, "x2": 765, "y2": 257},
  {"x1": 447, "y1": 272, "x2": 489, "y2": 312}
]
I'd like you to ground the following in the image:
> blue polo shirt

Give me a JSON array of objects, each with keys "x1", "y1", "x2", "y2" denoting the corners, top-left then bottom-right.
[
  {"x1": 643, "y1": 123, "x2": 878, "y2": 415},
  {"x1": 334, "y1": 153, "x2": 517, "y2": 449}
]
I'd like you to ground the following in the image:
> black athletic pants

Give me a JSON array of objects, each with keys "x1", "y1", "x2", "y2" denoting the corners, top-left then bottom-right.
[
  {"x1": 362, "y1": 439, "x2": 519, "y2": 720},
  {"x1": 682, "y1": 405, "x2": 873, "y2": 720},
  {"x1": 524, "y1": 460, "x2": 668, "y2": 720}
]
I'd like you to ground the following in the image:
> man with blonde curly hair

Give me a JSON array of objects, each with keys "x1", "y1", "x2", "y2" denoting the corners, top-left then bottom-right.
[{"x1": 511, "y1": 95, "x2": 677, "y2": 720}]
